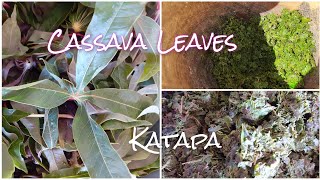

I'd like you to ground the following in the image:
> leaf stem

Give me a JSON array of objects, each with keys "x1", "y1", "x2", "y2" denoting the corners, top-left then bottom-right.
[{"x1": 27, "y1": 114, "x2": 74, "y2": 119}]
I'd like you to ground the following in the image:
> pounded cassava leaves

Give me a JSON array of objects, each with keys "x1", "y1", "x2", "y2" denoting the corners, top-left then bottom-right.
[
  {"x1": 261, "y1": 9, "x2": 316, "y2": 89},
  {"x1": 209, "y1": 9, "x2": 315, "y2": 89},
  {"x1": 162, "y1": 91, "x2": 319, "y2": 178}
]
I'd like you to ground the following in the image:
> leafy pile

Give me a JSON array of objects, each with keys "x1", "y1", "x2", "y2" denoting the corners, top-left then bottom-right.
[
  {"x1": 261, "y1": 9, "x2": 316, "y2": 89},
  {"x1": 210, "y1": 9, "x2": 315, "y2": 89},
  {"x1": 162, "y1": 91, "x2": 319, "y2": 178},
  {"x1": 2, "y1": 2, "x2": 160, "y2": 178}
]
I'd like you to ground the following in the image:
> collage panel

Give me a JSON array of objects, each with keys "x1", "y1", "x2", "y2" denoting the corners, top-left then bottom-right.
[
  {"x1": 161, "y1": 2, "x2": 319, "y2": 89},
  {"x1": 162, "y1": 91, "x2": 319, "y2": 178},
  {"x1": 2, "y1": 1, "x2": 160, "y2": 178},
  {"x1": 1, "y1": 0, "x2": 320, "y2": 179}
]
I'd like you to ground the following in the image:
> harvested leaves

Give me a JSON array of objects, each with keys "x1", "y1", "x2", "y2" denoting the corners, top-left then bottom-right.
[
  {"x1": 162, "y1": 91, "x2": 319, "y2": 178},
  {"x1": 2, "y1": 2, "x2": 160, "y2": 178}
]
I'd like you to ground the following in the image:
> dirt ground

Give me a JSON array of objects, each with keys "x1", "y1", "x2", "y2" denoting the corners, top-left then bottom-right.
[{"x1": 161, "y1": 2, "x2": 319, "y2": 89}]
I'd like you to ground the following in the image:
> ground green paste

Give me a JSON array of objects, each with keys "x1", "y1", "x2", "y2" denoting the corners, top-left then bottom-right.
[{"x1": 209, "y1": 9, "x2": 315, "y2": 89}]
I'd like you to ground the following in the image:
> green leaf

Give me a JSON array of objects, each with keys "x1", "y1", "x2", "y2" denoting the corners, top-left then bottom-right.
[
  {"x1": 2, "y1": 117, "x2": 27, "y2": 173},
  {"x1": 114, "y1": 129, "x2": 133, "y2": 158},
  {"x1": 101, "y1": 113, "x2": 152, "y2": 130},
  {"x1": 73, "y1": 104, "x2": 132, "y2": 178},
  {"x1": 2, "y1": 143, "x2": 15, "y2": 178},
  {"x1": 21, "y1": 117, "x2": 43, "y2": 146},
  {"x1": 75, "y1": 2, "x2": 145, "y2": 92},
  {"x1": 79, "y1": 88, "x2": 152, "y2": 118},
  {"x1": 133, "y1": 16, "x2": 160, "y2": 83},
  {"x1": 137, "y1": 105, "x2": 159, "y2": 118},
  {"x1": 2, "y1": 108, "x2": 30, "y2": 123},
  {"x1": 2, "y1": 5, "x2": 28, "y2": 58},
  {"x1": 42, "y1": 60, "x2": 68, "y2": 90},
  {"x1": 28, "y1": 138, "x2": 49, "y2": 172},
  {"x1": 38, "y1": 3, "x2": 74, "y2": 31},
  {"x1": 111, "y1": 63, "x2": 133, "y2": 89},
  {"x1": 2, "y1": 79, "x2": 70, "y2": 109},
  {"x1": 42, "y1": 108, "x2": 59, "y2": 149},
  {"x1": 133, "y1": 15, "x2": 160, "y2": 54},
  {"x1": 43, "y1": 148, "x2": 69, "y2": 172},
  {"x1": 138, "y1": 54, "x2": 160, "y2": 82},
  {"x1": 43, "y1": 167, "x2": 89, "y2": 178},
  {"x1": 102, "y1": 120, "x2": 151, "y2": 130},
  {"x1": 9, "y1": 102, "x2": 44, "y2": 145}
]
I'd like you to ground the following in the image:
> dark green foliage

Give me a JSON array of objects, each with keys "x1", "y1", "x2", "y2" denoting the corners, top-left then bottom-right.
[{"x1": 210, "y1": 9, "x2": 315, "y2": 89}]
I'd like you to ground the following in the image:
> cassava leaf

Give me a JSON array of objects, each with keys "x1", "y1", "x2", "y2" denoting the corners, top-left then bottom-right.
[
  {"x1": 78, "y1": 88, "x2": 152, "y2": 118},
  {"x1": 75, "y1": 2, "x2": 145, "y2": 92},
  {"x1": 42, "y1": 108, "x2": 59, "y2": 149},
  {"x1": 28, "y1": 138, "x2": 49, "y2": 172},
  {"x1": 38, "y1": 3, "x2": 74, "y2": 31},
  {"x1": 73, "y1": 104, "x2": 131, "y2": 178},
  {"x1": 129, "y1": 63, "x2": 145, "y2": 90},
  {"x1": 111, "y1": 63, "x2": 133, "y2": 89},
  {"x1": 100, "y1": 113, "x2": 152, "y2": 130},
  {"x1": 138, "y1": 54, "x2": 160, "y2": 82},
  {"x1": 43, "y1": 148, "x2": 69, "y2": 172},
  {"x1": 42, "y1": 59, "x2": 68, "y2": 90},
  {"x1": 102, "y1": 120, "x2": 151, "y2": 130},
  {"x1": 20, "y1": 117, "x2": 43, "y2": 146},
  {"x1": 114, "y1": 129, "x2": 133, "y2": 158},
  {"x1": 133, "y1": 15, "x2": 160, "y2": 54},
  {"x1": 43, "y1": 167, "x2": 89, "y2": 178},
  {"x1": 2, "y1": 143, "x2": 15, "y2": 178},
  {"x1": 2, "y1": 108, "x2": 30, "y2": 123},
  {"x1": 10, "y1": 102, "x2": 44, "y2": 145},
  {"x1": 137, "y1": 84, "x2": 158, "y2": 95},
  {"x1": 133, "y1": 16, "x2": 160, "y2": 82},
  {"x1": 2, "y1": 79, "x2": 70, "y2": 109},
  {"x1": 2, "y1": 117, "x2": 27, "y2": 173},
  {"x1": 137, "y1": 105, "x2": 159, "y2": 118},
  {"x1": 131, "y1": 158, "x2": 160, "y2": 176},
  {"x1": 2, "y1": 6, "x2": 28, "y2": 58}
]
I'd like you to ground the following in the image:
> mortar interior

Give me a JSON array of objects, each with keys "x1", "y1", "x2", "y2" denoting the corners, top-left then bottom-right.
[{"x1": 161, "y1": 2, "x2": 319, "y2": 89}]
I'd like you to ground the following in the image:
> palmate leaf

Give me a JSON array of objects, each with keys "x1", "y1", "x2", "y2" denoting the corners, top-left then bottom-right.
[
  {"x1": 2, "y1": 79, "x2": 70, "y2": 109},
  {"x1": 75, "y1": 2, "x2": 145, "y2": 92},
  {"x1": 73, "y1": 104, "x2": 131, "y2": 178},
  {"x1": 79, "y1": 88, "x2": 152, "y2": 118}
]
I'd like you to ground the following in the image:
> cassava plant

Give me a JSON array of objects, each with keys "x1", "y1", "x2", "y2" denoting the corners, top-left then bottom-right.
[{"x1": 2, "y1": 2, "x2": 160, "y2": 178}]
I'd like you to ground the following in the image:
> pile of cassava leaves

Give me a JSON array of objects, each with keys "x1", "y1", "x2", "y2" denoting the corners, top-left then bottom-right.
[
  {"x1": 162, "y1": 91, "x2": 319, "y2": 178},
  {"x1": 2, "y1": 2, "x2": 160, "y2": 178},
  {"x1": 210, "y1": 9, "x2": 315, "y2": 89}
]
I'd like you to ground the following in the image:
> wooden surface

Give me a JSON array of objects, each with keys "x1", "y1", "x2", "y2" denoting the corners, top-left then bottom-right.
[{"x1": 161, "y1": 2, "x2": 319, "y2": 89}]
